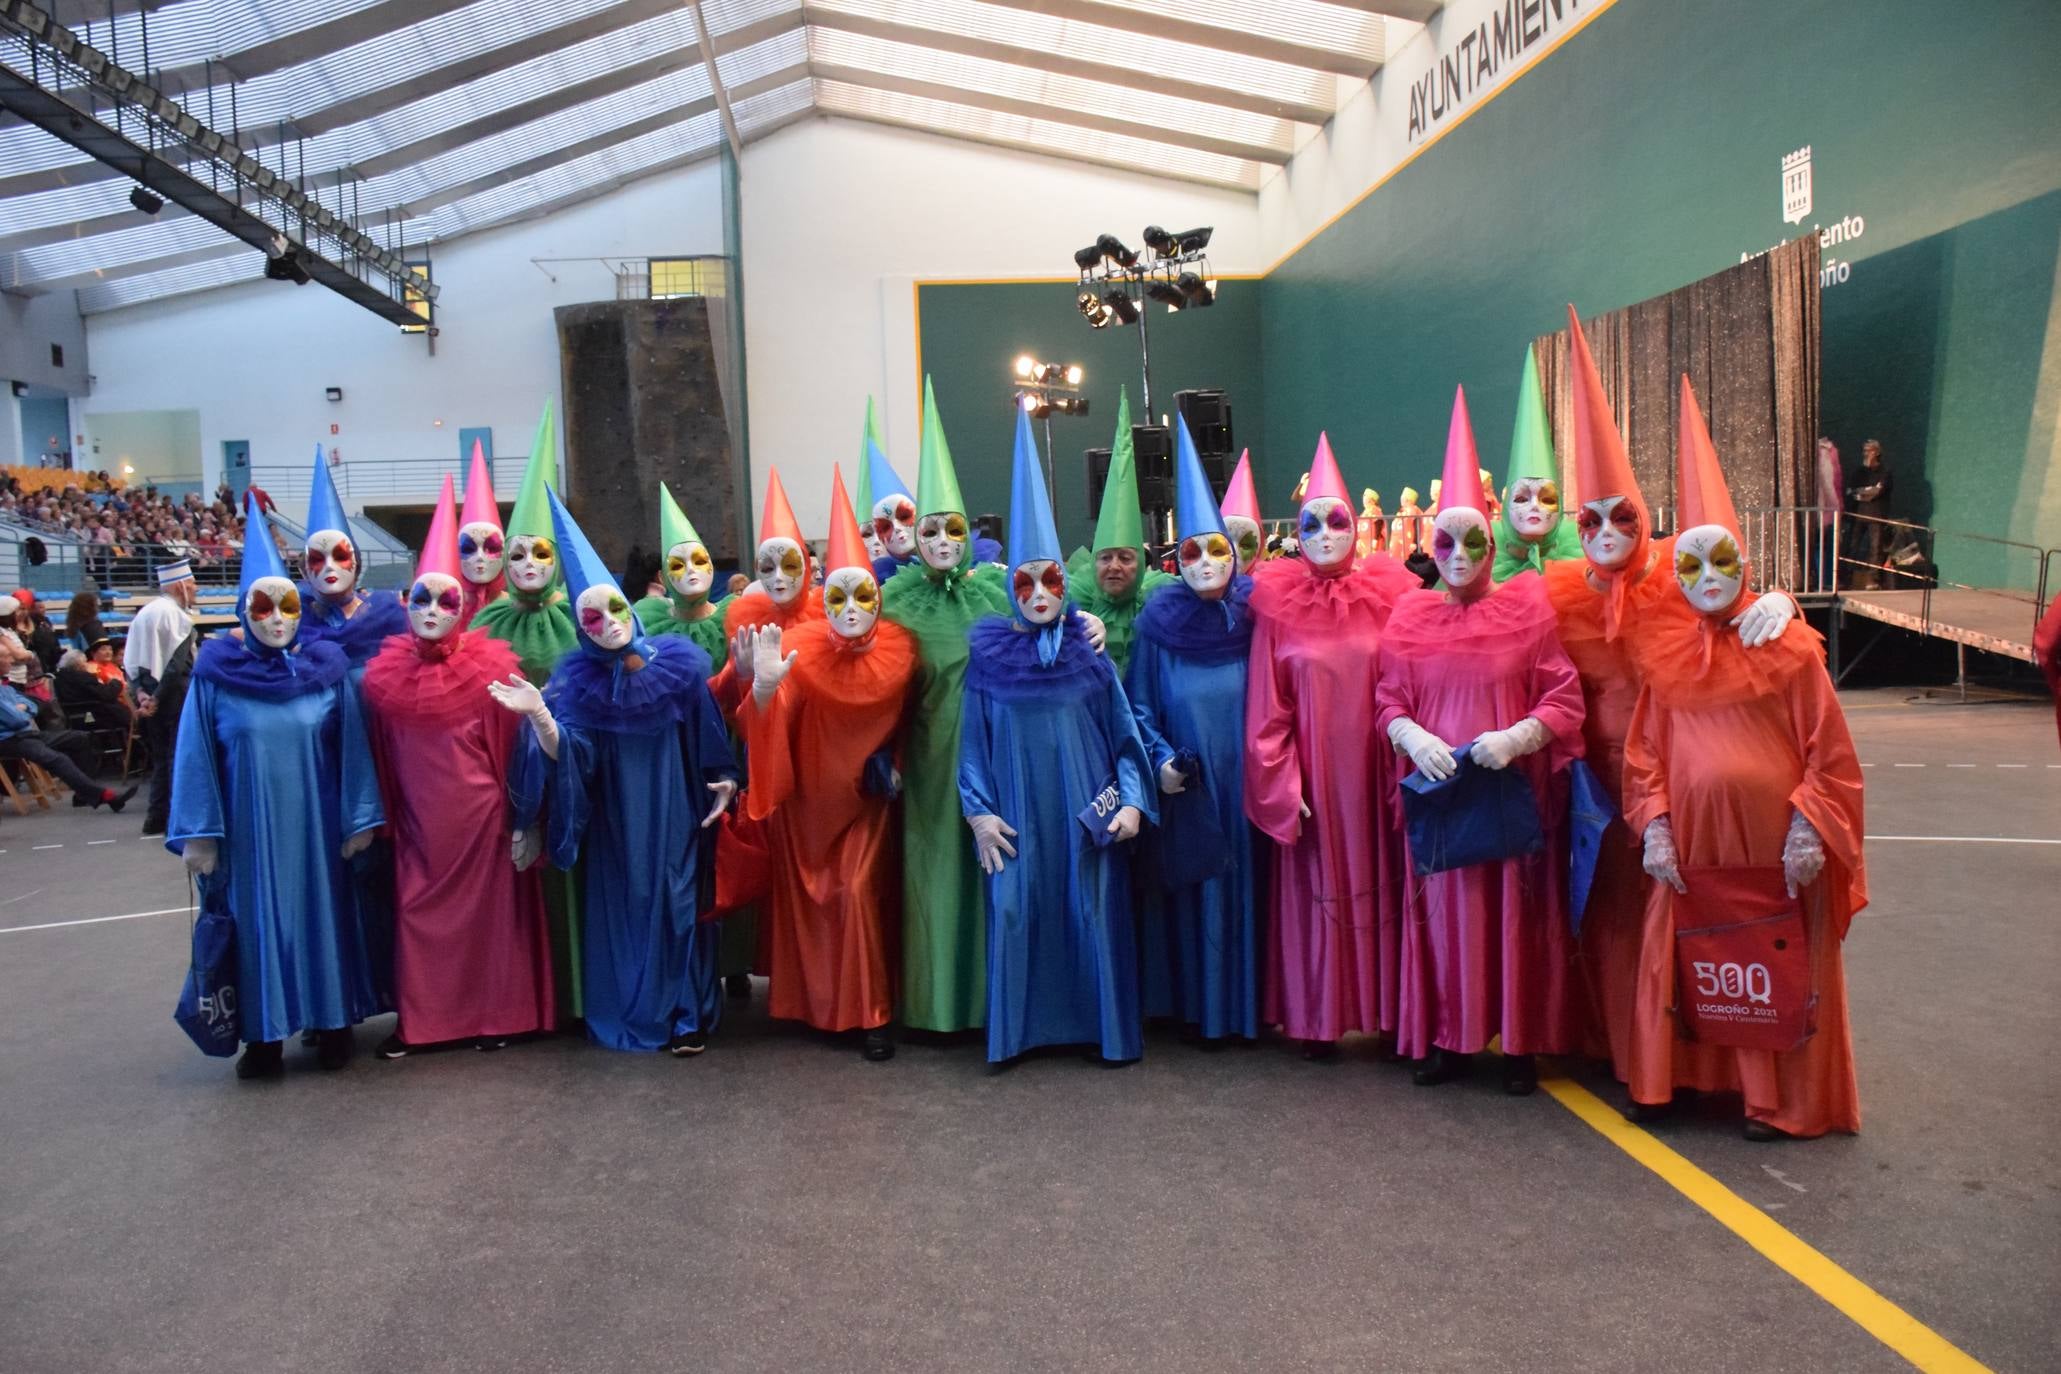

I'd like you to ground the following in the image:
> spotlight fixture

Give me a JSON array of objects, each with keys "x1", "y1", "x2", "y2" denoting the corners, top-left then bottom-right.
[
  {"x1": 1015, "y1": 354, "x2": 1037, "y2": 378},
  {"x1": 1176, "y1": 271, "x2": 1215, "y2": 308},
  {"x1": 1145, "y1": 278, "x2": 1185, "y2": 311},
  {"x1": 1103, "y1": 290, "x2": 1139, "y2": 325},
  {"x1": 1095, "y1": 233, "x2": 1137, "y2": 268},
  {"x1": 1073, "y1": 243, "x2": 1103, "y2": 271},
  {"x1": 1020, "y1": 393, "x2": 1047, "y2": 417},
  {"x1": 1071, "y1": 222, "x2": 1213, "y2": 411},
  {"x1": 1064, "y1": 364, "x2": 1084, "y2": 386},
  {"x1": 1078, "y1": 289, "x2": 1113, "y2": 328},
  {"x1": 1173, "y1": 226, "x2": 1214, "y2": 254},
  {"x1": 128, "y1": 185, "x2": 163, "y2": 215},
  {"x1": 1141, "y1": 225, "x2": 1176, "y2": 256}
]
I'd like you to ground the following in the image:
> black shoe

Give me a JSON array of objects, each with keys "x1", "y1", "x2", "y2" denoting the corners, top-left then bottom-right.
[
  {"x1": 725, "y1": 973, "x2": 752, "y2": 1002},
  {"x1": 1301, "y1": 1038, "x2": 1339, "y2": 1062},
  {"x1": 861, "y1": 1028, "x2": 896, "y2": 1062},
  {"x1": 300, "y1": 1029, "x2": 320, "y2": 1049},
  {"x1": 235, "y1": 1041, "x2": 284, "y2": 1080},
  {"x1": 476, "y1": 1037, "x2": 509, "y2": 1052},
  {"x1": 1625, "y1": 1099, "x2": 1676, "y2": 1124},
  {"x1": 315, "y1": 1028, "x2": 355, "y2": 1070},
  {"x1": 105, "y1": 784, "x2": 138, "y2": 814},
  {"x1": 1743, "y1": 1119, "x2": 1791, "y2": 1143},
  {"x1": 1501, "y1": 1053, "x2": 1539, "y2": 1097},
  {"x1": 1412, "y1": 1048, "x2": 1469, "y2": 1086},
  {"x1": 72, "y1": 791, "x2": 94, "y2": 808},
  {"x1": 140, "y1": 818, "x2": 166, "y2": 838},
  {"x1": 375, "y1": 1034, "x2": 411, "y2": 1060},
  {"x1": 667, "y1": 1030, "x2": 708, "y2": 1057}
]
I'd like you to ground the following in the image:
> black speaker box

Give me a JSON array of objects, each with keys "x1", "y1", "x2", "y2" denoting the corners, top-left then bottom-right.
[{"x1": 1173, "y1": 388, "x2": 1233, "y2": 456}]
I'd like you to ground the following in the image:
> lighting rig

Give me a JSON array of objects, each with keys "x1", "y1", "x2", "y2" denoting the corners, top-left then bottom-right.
[
  {"x1": 1010, "y1": 355, "x2": 1089, "y2": 507},
  {"x1": 1073, "y1": 225, "x2": 1215, "y2": 414}
]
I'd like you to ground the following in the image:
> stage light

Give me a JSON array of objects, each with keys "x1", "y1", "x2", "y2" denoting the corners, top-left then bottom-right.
[
  {"x1": 1142, "y1": 225, "x2": 1176, "y2": 256},
  {"x1": 1146, "y1": 278, "x2": 1185, "y2": 311},
  {"x1": 1074, "y1": 244, "x2": 1102, "y2": 271},
  {"x1": 1173, "y1": 226, "x2": 1214, "y2": 254},
  {"x1": 1065, "y1": 364, "x2": 1084, "y2": 386},
  {"x1": 1176, "y1": 271, "x2": 1214, "y2": 308},
  {"x1": 1020, "y1": 393, "x2": 1041, "y2": 414},
  {"x1": 1053, "y1": 396, "x2": 1090, "y2": 417},
  {"x1": 1015, "y1": 354, "x2": 1037, "y2": 378},
  {"x1": 1078, "y1": 290, "x2": 1112, "y2": 328},
  {"x1": 128, "y1": 185, "x2": 162, "y2": 215},
  {"x1": 1104, "y1": 290, "x2": 1139, "y2": 325},
  {"x1": 1096, "y1": 233, "x2": 1137, "y2": 267}
]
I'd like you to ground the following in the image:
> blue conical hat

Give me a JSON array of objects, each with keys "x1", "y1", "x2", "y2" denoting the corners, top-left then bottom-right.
[
  {"x1": 544, "y1": 486, "x2": 618, "y2": 612},
  {"x1": 304, "y1": 444, "x2": 350, "y2": 539},
  {"x1": 864, "y1": 432, "x2": 911, "y2": 511},
  {"x1": 1006, "y1": 406, "x2": 1064, "y2": 572},
  {"x1": 236, "y1": 491, "x2": 297, "y2": 646},
  {"x1": 1173, "y1": 415, "x2": 1227, "y2": 542}
]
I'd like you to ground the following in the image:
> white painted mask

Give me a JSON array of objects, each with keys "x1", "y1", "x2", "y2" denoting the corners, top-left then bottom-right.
[
  {"x1": 505, "y1": 534, "x2": 557, "y2": 593},
  {"x1": 1224, "y1": 515, "x2": 1262, "y2": 574},
  {"x1": 1505, "y1": 477, "x2": 1561, "y2": 543},
  {"x1": 575, "y1": 584, "x2": 635, "y2": 651},
  {"x1": 1577, "y1": 495, "x2": 1641, "y2": 571},
  {"x1": 1432, "y1": 508, "x2": 1493, "y2": 598},
  {"x1": 665, "y1": 540, "x2": 714, "y2": 600},
  {"x1": 872, "y1": 495, "x2": 917, "y2": 560},
  {"x1": 245, "y1": 575, "x2": 301, "y2": 650},
  {"x1": 1178, "y1": 532, "x2": 1234, "y2": 598},
  {"x1": 824, "y1": 567, "x2": 880, "y2": 640},
  {"x1": 1297, "y1": 497, "x2": 1356, "y2": 570},
  {"x1": 917, "y1": 512, "x2": 968, "y2": 571},
  {"x1": 1674, "y1": 524, "x2": 1746, "y2": 615},
  {"x1": 304, "y1": 528, "x2": 358, "y2": 597},
  {"x1": 458, "y1": 523, "x2": 504, "y2": 586},
  {"x1": 756, "y1": 536, "x2": 806, "y2": 606},
  {"x1": 1013, "y1": 559, "x2": 1066, "y2": 625},
  {"x1": 407, "y1": 572, "x2": 464, "y2": 642}
]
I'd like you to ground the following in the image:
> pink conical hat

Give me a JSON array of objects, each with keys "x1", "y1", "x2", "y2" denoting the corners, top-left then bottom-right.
[
  {"x1": 1676, "y1": 374, "x2": 1742, "y2": 538},
  {"x1": 1220, "y1": 449, "x2": 1261, "y2": 522},
  {"x1": 460, "y1": 440, "x2": 500, "y2": 531},
  {"x1": 417, "y1": 474, "x2": 461, "y2": 583},
  {"x1": 1303, "y1": 432, "x2": 1351, "y2": 506},
  {"x1": 1438, "y1": 385, "x2": 1486, "y2": 518}
]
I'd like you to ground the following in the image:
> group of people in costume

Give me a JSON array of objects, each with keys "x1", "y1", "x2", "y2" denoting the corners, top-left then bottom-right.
[{"x1": 167, "y1": 306, "x2": 1865, "y2": 1141}]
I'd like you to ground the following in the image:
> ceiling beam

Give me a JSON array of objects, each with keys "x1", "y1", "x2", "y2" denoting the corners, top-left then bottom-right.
[
  {"x1": 1321, "y1": 0, "x2": 1441, "y2": 21},
  {"x1": 970, "y1": 0, "x2": 1380, "y2": 78}
]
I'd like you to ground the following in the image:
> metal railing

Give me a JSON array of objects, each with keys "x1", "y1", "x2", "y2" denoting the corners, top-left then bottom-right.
[
  {"x1": 0, "y1": 520, "x2": 412, "y2": 595},
  {"x1": 1835, "y1": 513, "x2": 2051, "y2": 634},
  {"x1": 248, "y1": 454, "x2": 533, "y2": 509}
]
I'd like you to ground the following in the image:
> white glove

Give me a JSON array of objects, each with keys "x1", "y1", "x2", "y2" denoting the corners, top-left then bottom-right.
[
  {"x1": 1782, "y1": 810, "x2": 1825, "y2": 898},
  {"x1": 1078, "y1": 611, "x2": 1107, "y2": 654},
  {"x1": 1469, "y1": 717, "x2": 1550, "y2": 771},
  {"x1": 341, "y1": 829, "x2": 375, "y2": 861},
  {"x1": 702, "y1": 779, "x2": 738, "y2": 829},
  {"x1": 1107, "y1": 804, "x2": 1143, "y2": 843},
  {"x1": 730, "y1": 628, "x2": 757, "y2": 686},
  {"x1": 1731, "y1": 591, "x2": 1797, "y2": 648},
  {"x1": 511, "y1": 828, "x2": 541, "y2": 872},
  {"x1": 182, "y1": 837, "x2": 218, "y2": 877},
  {"x1": 968, "y1": 813, "x2": 1018, "y2": 875},
  {"x1": 1387, "y1": 716, "x2": 1456, "y2": 782},
  {"x1": 1158, "y1": 761, "x2": 1187, "y2": 795},
  {"x1": 487, "y1": 674, "x2": 560, "y2": 761},
  {"x1": 1642, "y1": 815, "x2": 1687, "y2": 894},
  {"x1": 750, "y1": 623, "x2": 798, "y2": 709}
]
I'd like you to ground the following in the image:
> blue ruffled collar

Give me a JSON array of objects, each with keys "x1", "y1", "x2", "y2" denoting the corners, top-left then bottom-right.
[
  {"x1": 297, "y1": 584, "x2": 409, "y2": 667},
  {"x1": 545, "y1": 633, "x2": 710, "y2": 733},
  {"x1": 1134, "y1": 575, "x2": 1253, "y2": 663},
  {"x1": 193, "y1": 635, "x2": 350, "y2": 700},
  {"x1": 965, "y1": 611, "x2": 1109, "y2": 701}
]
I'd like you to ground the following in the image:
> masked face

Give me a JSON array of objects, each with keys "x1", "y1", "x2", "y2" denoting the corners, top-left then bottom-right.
[
  {"x1": 665, "y1": 540, "x2": 714, "y2": 599},
  {"x1": 245, "y1": 576, "x2": 301, "y2": 650},
  {"x1": 1577, "y1": 496, "x2": 1642, "y2": 571},
  {"x1": 1224, "y1": 515, "x2": 1262, "y2": 574},
  {"x1": 575, "y1": 584, "x2": 635, "y2": 651},
  {"x1": 872, "y1": 496, "x2": 917, "y2": 559},
  {"x1": 1095, "y1": 547, "x2": 1140, "y2": 600},
  {"x1": 1298, "y1": 497, "x2": 1356, "y2": 570},
  {"x1": 458, "y1": 523, "x2": 505, "y2": 586},
  {"x1": 1674, "y1": 524, "x2": 1746, "y2": 615},
  {"x1": 917, "y1": 512, "x2": 968, "y2": 571},
  {"x1": 824, "y1": 567, "x2": 880, "y2": 640},
  {"x1": 407, "y1": 572, "x2": 464, "y2": 642},
  {"x1": 1179, "y1": 532, "x2": 1234, "y2": 597},
  {"x1": 756, "y1": 537, "x2": 807, "y2": 605},
  {"x1": 505, "y1": 534, "x2": 557, "y2": 592},
  {"x1": 1432, "y1": 509, "x2": 1493, "y2": 596},
  {"x1": 1012, "y1": 560, "x2": 1066, "y2": 625},
  {"x1": 861, "y1": 524, "x2": 887, "y2": 563},
  {"x1": 304, "y1": 529, "x2": 358, "y2": 597},
  {"x1": 1505, "y1": 477, "x2": 1561, "y2": 543}
]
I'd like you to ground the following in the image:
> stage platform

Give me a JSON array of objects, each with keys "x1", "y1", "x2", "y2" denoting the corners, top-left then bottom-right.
[{"x1": 1837, "y1": 587, "x2": 2041, "y2": 665}]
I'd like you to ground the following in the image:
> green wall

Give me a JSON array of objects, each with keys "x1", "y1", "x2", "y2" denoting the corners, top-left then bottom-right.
[
  {"x1": 914, "y1": 279, "x2": 1265, "y2": 555},
  {"x1": 1261, "y1": 0, "x2": 2061, "y2": 586}
]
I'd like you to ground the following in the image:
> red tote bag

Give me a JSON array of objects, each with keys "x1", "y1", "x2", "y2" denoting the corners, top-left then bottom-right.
[
  {"x1": 708, "y1": 809, "x2": 771, "y2": 922},
  {"x1": 1672, "y1": 864, "x2": 1816, "y2": 1053}
]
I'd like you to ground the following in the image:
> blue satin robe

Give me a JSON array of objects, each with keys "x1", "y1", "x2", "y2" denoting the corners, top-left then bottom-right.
[
  {"x1": 515, "y1": 665, "x2": 738, "y2": 1052},
  {"x1": 1125, "y1": 631, "x2": 1261, "y2": 1040},
  {"x1": 959, "y1": 623, "x2": 1153, "y2": 1063},
  {"x1": 168, "y1": 676, "x2": 386, "y2": 1042}
]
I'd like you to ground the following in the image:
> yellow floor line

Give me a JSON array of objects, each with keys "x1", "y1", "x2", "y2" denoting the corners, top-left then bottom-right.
[{"x1": 1541, "y1": 1075, "x2": 1992, "y2": 1373}]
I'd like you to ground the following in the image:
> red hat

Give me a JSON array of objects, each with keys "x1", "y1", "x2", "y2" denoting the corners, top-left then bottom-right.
[
  {"x1": 824, "y1": 463, "x2": 869, "y2": 577},
  {"x1": 758, "y1": 465, "x2": 805, "y2": 551},
  {"x1": 1675, "y1": 374, "x2": 1742, "y2": 539},
  {"x1": 9, "y1": 589, "x2": 32, "y2": 606}
]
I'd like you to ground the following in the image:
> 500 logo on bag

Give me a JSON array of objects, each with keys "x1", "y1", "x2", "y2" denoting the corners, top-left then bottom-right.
[{"x1": 1672, "y1": 866, "x2": 1816, "y2": 1053}]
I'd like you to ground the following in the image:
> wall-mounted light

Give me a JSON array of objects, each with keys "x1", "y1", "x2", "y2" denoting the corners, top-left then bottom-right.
[{"x1": 325, "y1": 386, "x2": 343, "y2": 402}]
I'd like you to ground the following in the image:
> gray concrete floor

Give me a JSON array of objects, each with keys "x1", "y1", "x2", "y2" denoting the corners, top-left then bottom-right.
[{"x1": 1, "y1": 688, "x2": 2055, "y2": 1372}]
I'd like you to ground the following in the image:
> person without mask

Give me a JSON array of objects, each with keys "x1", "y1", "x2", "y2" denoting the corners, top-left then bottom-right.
[
  {"x1": 960, "y1": 409, "x2": 1153, "y2": 1067},
  {"x1": 125, "y1": 557, "x2": 201, "y2": 837},
  {"x1": 496, "y1": 490, "x2": 738, "y2": 1056},
  {"x1": 1066, "y1": 387, "x2": 1177, "y2": 675},
  {"x1": 1620, "y1": 377, "x2": 1866, "y2": 1140},
  {"x1": 734, "y1": 467, "x2": 918, "y2": 1060},
  {"x1": 361, "y1": 477, "x2": 554, "y2": 1059},
  {"x1": 1376, "y1": 387, "x2": 1590, "y2": 1095},
  {"x1": 1125, "y1": 416, "x2": 1261, "y2": 1046},
  {"x1": 169, "y1": 493, "x2": 385, "y2": 1080}
]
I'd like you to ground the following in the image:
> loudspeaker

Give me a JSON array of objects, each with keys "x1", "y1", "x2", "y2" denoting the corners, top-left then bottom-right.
[
  {"x1": 1132, "y1": 424, "x2": 1173, "y2": 513},
  {"x1": 1084, "y1": 446, "x2": 1113, "y2": 518},
  {"x1": 1173, "y1": 388, "x2": 1233, "y2": 455}
]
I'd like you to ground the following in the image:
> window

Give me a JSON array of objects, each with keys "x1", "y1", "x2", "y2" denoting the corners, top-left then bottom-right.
[
  {"x1": 650, "y1": 257, "x2": 722, "y2": 300},
  {"x1": 401, "y1": 259, "x2": 433, "y2": 333}
]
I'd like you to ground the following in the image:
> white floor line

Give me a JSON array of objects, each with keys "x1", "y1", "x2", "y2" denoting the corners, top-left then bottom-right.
[
  {"x1": 1946, "y1": 763, "x2": 1978, "y2": 768},
  {"x1": 0, "y1": 906, "x2": 187, "y2": 935},
  {"x1": 1996, "y1": 763, "x2": 2029, "y2": 769},
  {"x1": 31, "y1": 843, "x2": 62, "y2": 850},
  {"x1": 1866, "y1": 834, "x2": 2061, "y2": 845},
  {"x1": 86, "y1": 838, "x2": 117, "y2": 845},
  {"x1": 1891, "y1": 763, "x2": 1925, "y2": 768}
]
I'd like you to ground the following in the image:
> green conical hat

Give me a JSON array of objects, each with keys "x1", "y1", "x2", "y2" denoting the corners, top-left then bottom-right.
[
  {"x1": 507, "y1": 398, "x2": 558, "y2": 539},
  {"x1": 854, "y1": 396, "x2": 886, "y2": 514},
  {"x1": 657, "y1": 480, "x2": 702, "y2": 551},
  {"x1": 1494, "y1": 343, "x2": 1583, "y2": 576},
  {"x1": 914, "y1": 375, "x2": 966, "y2": 517},
  {"x1": 1092, "y1": 385, "x2": 1146, "y2": 553}
]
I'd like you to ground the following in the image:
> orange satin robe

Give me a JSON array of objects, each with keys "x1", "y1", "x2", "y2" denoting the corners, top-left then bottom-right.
[{"x1": 739, "y1": 617, "x2": 916, "y2": 1032}]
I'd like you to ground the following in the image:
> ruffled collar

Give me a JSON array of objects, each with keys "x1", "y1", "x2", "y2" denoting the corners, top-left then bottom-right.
[
  {"x1": 1628, "y1": 588, "x2": 1827, "y2": 709},
  {"x1": 1248, "y1": 550, "x2": 1419, "y2": 631},
  {"x1": 545, "y1": 634, "x2": 712, "y2": 733},
  {"x1": 194, "y1": 635, "x2": 349, "y2": 700},
  {"x1": 965, "y1": 611, "x2": 1109, "y2": 701},
  {"x1": 786, "y1": 617, "x2": 918, "y2": 709},
  {"x1": 1134, "y1": 576, "x2": 1253, "y2": 662},
  {"x1": 882, "y1": 560, "x2": 1013, "y2": 639},
  {"x1": 1382, "y1": 569, "x2": 1558, "y2": 657},
  {"x1": 362, "y1": 630, "x2": 516, "y2": 722},
  {"x1": 297, "y1": 585, "x2": 409, "y2": 666}
]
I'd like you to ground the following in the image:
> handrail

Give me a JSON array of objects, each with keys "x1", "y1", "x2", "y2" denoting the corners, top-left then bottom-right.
[{"x1": 249, "y1": 453, "x2": 534, "y2": 509}]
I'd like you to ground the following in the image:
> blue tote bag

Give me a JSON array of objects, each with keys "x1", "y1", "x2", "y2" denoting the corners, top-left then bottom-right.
[
  {"x1": 173, "y1": 874, "x2": 240, "y2": 1057},
  {"x1": 1398, "y1": 744, "x2": 1545, "y2": 877}
]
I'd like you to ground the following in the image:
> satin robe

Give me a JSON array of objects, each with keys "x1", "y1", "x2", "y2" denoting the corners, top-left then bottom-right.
[{"x1": 1065, "y1": 546, "x2": 1178, "y2": 675}]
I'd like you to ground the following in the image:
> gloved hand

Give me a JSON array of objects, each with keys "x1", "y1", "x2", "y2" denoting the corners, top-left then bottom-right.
[
  {"x1": 750, "y1": 624, "x2": 798, "y2": 708},
  {"x1": 1158, "y1": 760, "x2": 1187, "y2": 795},
  {"x1": 182, "y1": 837, "x2": 218, "y2": 877},
  {"x1": 968, "y1": 813, "x2": 1018, "y2": 875},
  {"x1": 1642, "y1": 815, "x2": 1687, "y2": 894},
  {"x1": 510, "y1": 828, "x2": 541, "y2": 872},
  {"x1": 1107, "y1": 805, "x2": 1143, "y2": 842},
  {"x1": 1387, "y1": 716, "x2": 1456, "y2": 782},
  {"x1": 341, "y1": 829, "x2": 376, "y2": 861},
  {"x1": 730, "y1": 628, "x2": 757, "y2": 686},
  {"x1": 1782, "y1": 809, "x2": 1825, "y2": 897},
  {"x1": 1078, "y1": 611, "x2": 1107, "y2": 655},
  {"x1": 1469, "y1": 717, "x2": 1550, "y2": 771},
  {"x1": 702, "y1": 779, "x2": 738, "y2": 829},
  {"x1": 1731, "y1": 591, "x2": 1797, "y2": 648},
  {"x1": 487, "y1": 674, "x2": 561, "y2": 760}
]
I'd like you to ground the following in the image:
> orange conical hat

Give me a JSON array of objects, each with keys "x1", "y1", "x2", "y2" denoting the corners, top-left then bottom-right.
[
  {"x1": 1565, "y1": 303, "x2": 1649, "y2": 570},
  {"x1": 1675, "y1": 374, "x2": 1742, "y2": 538},
  {"x1": 758, "y1": 465, "x2": 805, "y2": 549},
  {"x1": 824, "y1": 463, "x2": 869, "y2": 576}
]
